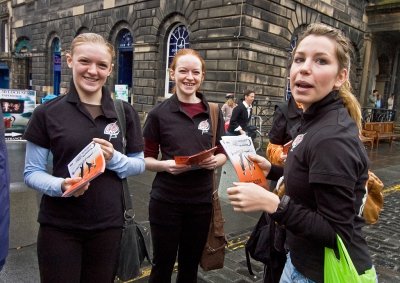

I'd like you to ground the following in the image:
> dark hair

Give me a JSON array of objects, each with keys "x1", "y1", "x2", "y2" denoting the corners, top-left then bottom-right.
[{"x1": 244, "y1": 89, "x2": 254, "y2": 98}]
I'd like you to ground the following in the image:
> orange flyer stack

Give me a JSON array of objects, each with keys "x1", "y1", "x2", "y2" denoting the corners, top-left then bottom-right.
[
  {"x1": 62, "y1": 142, "x2": 106, "y2": 197},
  {"x1": 220, "y1": 135, "x2": 269, "y2": 189}
]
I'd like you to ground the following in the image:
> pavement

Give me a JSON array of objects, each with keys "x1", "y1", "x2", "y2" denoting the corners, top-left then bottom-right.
[{"x1": 1, "y1": 140, "x2": 400, "y2": 283}]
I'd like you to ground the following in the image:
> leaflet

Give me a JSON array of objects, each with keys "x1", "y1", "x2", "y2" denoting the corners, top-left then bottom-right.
[
  {"x1": 220, "y1": 135, "x2": 268, "y2": 189},
  {"x1": 174, "y1": 146, "x2": 218, "y2": 165},
  {"x1": 62, "y1": 142, "x2": 106, "y2": 197}
]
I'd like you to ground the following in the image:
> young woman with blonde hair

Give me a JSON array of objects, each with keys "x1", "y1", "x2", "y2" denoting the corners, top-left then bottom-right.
[
  {"x1": 227, "y1": 23, "x2": 376, "y2": 283},
  {"x1": 24, "y1": 33, "x2": 145, "y2": 282}
]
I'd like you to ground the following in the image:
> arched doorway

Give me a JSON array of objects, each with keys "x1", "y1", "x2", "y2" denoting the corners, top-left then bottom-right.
[
  {"x1": 165, "y1": 24, "x2": 189, "y2": 97},
  {"x1": 117, "y1": 29, "x2": 133, "y2": 88}
]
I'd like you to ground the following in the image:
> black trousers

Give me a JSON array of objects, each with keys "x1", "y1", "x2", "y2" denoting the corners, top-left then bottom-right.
[
  {"x1": 37, "y1": 225, "x2": 122, "y2": 283},
  {"x1": 148, "y1": 198, "x2": 212, "y2": 283}
]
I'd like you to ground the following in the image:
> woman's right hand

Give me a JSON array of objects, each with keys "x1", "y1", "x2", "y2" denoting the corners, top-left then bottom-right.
[
  {"x1": 247, "y1": 154, "x2": 272, "y2": 176},
  {"x1": 163, "y1": 160, "x2": 191, "y2": 175},
  {"x1": 62, "y1": 177, "x2": 90, "y2": 197}
]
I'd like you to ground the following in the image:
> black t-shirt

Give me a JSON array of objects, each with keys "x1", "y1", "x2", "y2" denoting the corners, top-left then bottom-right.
[
  {"x1": 271, "y1": 92, "x2": 372, "y2": 282},
  {"x1": 24, "y1": 81, "x2": 143, "y2": 230},
  {"x1": 142, "y1": 93, "x2": 225, "y2": 204}
]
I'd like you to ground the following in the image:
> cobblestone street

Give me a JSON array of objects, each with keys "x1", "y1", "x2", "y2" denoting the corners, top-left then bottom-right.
[{"x1": 1, "y1": 142, "x2": 400, "y2": 283}]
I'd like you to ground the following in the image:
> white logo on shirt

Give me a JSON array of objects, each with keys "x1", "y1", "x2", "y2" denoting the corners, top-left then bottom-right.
[
  {"x1": 198, "y1": 119, "x2": 210, "y2": 135},
  {"x1": 104, "y1": 122, "x2": 120, "y2": 141},
  {"x1": 292, "y1": 133, "x2": 306, "y2": 150}
]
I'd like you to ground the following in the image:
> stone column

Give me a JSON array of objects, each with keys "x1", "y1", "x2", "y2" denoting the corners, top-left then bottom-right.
[{"x1": 360, "y1": 33, "x2": 372, "y2": 106}]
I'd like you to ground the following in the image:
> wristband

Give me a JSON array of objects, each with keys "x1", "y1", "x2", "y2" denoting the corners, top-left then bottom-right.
[{"x1": 276, "y1": 195, "x2": 290, "y2": 214}]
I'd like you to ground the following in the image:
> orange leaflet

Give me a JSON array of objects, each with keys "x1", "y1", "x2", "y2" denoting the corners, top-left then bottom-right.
[
  {"x1": 174, "y1": 146, "x2": 218, "y2": 165},
  {"x1": 221, "y1": 136, "x2": 269, "y2": 190},
  {"x1": 283, "y1": 140, "x2": 292, "y2": 155},
  {"x1": 62, "y1": 142, "x2": 106, "y2": 197}
]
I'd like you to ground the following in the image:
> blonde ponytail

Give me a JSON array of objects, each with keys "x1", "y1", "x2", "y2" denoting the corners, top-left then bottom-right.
[{"x1": 339, "y1": 81, "x2": 362, "y2": 130}]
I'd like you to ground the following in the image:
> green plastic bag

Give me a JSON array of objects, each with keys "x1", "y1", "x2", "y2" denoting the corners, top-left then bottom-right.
[{"x1": 324, "y1": 235, "x2": 377, "y2": 283}]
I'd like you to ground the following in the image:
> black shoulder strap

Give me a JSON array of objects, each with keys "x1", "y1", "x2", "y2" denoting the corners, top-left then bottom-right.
[
  {"x1": 113, "y1": 99, "x2": 133, "y2": 215},
  {"x1": 114, "y1": 99, "x2": 127, "y2": 153}
]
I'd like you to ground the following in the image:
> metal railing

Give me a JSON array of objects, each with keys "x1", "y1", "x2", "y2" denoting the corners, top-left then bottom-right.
[{"x1": 361, "y1": 108, "x2": 396, "y2": 123}]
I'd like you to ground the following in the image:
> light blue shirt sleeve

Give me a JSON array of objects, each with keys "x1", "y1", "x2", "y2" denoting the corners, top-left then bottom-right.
[
  {"x1": 24, "y1": 141, "x2": 64, "y2": 197},
  {"x1": 106, "y1": 150, "x2": 145, "y2": 179}
]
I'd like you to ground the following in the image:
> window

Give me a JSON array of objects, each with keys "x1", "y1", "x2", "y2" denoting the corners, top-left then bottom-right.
[
  {"x1": 52, "y1": 38, "x2": 61, "y2": 95},
  {"x1": 165, "y1": 24, "x2": 189, "y2": 97}
]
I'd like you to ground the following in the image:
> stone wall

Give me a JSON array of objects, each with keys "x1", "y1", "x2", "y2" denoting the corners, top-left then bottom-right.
[{"x1": 10, "y1": 0, "x2": 368, "y2": 110}]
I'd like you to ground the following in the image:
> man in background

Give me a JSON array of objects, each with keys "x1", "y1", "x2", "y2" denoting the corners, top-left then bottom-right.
[{"x1": 227, "y1": 89, "x2": 255, "y2": 138}]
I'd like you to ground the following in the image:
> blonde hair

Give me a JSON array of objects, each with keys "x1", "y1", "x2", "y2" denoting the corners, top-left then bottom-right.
[
  {"x1": 293, "y1": 23, "x2": 362, "y2": 130},
  {"x1": 68, "y1": 33, "x2": 115, "y2": 60},
  {"x1": 226, "y1": 98, "x2": 235, "y2": 107}
]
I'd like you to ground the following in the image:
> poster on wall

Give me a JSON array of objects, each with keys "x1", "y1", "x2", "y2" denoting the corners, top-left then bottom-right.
[
  {"x1": 114, "y1": 84, "x2": 129, "y2": 102},
  {"x1": 1, "y1": 89, "x2": 36, "y2": 141}
]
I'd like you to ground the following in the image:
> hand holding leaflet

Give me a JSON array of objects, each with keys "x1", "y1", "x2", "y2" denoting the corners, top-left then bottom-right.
[
  {"x1": 220, "y1": 136, "x2": 268, "y2": 189},
  {"x1": 62, "y1": 142, "x2": 106, "y2": 197},
  {"x1": 174, "y1": 146, "x2": 218, "y2": 165}
]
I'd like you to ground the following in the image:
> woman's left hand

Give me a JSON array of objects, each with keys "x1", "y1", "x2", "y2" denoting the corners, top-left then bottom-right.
[
  {"x1": 93, "y1": 138, "x2": 114, "y2": 161},
  {"x1": 227, "y1": 182, "x2": 280, "y2": 213},
  {"x1": 198, "y1": 155, "x2": 218, "y2": 170}
]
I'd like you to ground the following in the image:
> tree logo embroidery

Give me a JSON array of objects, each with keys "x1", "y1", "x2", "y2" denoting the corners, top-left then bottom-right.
[{"x1": 104, "y1": 122, "x2": 120, "y2": 141}]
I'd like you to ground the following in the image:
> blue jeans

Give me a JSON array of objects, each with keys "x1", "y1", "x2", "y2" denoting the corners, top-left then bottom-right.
[{"x1": 279, "y1": 253, "x2": 316, "y2": 283}]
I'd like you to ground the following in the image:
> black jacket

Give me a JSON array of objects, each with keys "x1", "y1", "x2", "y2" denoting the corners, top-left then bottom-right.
[
  {"x1": 227, "y1": 101, "x2": 252, "y2": 135},
  {"x1": 271, "y1": 91, "x2": 372, "y2": 283}
]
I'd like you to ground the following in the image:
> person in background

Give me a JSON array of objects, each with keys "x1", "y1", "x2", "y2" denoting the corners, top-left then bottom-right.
[
  {"x1": 375, "y1": 93, "x2": 382, "y2": 109},
  {"x1": 0, "y1": 108, "x2": 10, "y2": 272},
  {"x1": 221, "y1": 93, "x2": 237, "y2": 130},
  {"x1": 387, "y1": 94, "x2": 394, "y2": 110},
  {"x1": 226, "y1": 23, "x2": 376, "y2": 283},
  {"x1": 143, "y1": 48, "x2": 227, "y2": 283},
  {"x1": 227, "y1": 89, "x2": 255, "y2": 137},
  {"x1": 266, "y1": 96, "x2": 302, "y2": 167},
  {"x1": 368, "y1": 89, "x2": 377, "y2": 108},
  {"x1": 387, "y1": 93, "x2": 395, "y2": 121},
  {"x1": 23, "y1": 33, "x2": 145, "y2": 283}
]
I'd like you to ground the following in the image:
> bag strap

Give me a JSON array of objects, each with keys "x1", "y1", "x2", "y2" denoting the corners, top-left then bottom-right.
[
  {"x1": 208, "y1": 102, "x2": 219, "y2": 195},
  {"x1": 208, "y1": 102, "x2": 219, "y2": 147},
  {"x1": 113, "y1": 99, "x2": 134, "y2": 217}
]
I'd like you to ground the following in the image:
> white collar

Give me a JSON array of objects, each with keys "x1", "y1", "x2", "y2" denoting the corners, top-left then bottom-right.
[{"x1": 243, "y1": 101, "x2": 252, "y2": 109}]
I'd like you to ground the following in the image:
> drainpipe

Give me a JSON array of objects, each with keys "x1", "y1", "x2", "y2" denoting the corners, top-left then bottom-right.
[{"x1": 234, "y1": 0, "x2": 244, "y2": 96}]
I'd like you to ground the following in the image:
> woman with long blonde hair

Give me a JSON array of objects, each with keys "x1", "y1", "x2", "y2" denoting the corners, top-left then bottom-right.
[{"x1": 226, "y1": 23, "x2": 376, "y2": 283}]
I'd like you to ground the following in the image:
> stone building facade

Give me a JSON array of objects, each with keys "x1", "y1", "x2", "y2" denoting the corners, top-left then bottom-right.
[{"x1": 5, "y1": 0, "x2": 398, "y2": 118}]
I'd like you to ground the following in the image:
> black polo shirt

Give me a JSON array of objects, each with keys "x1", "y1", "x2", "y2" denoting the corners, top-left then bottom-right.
[
  {"x1": 143, "y1": 93, "x2": 225, "y2": 204},
  {"x1": 272, "y1": 92, "x2": 371, "y2": 282},
  {"x1": 24, "y1": 81, "x2": 143, "y2": 230}
]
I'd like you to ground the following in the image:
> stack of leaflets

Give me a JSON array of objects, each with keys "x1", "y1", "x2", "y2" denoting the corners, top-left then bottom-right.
[
  {"x1": 220, "y1": 135, "x2": 268, "y2": 189},
  {"x1": 62, "y1": 142, "x2": 106, "y2": 197}
]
